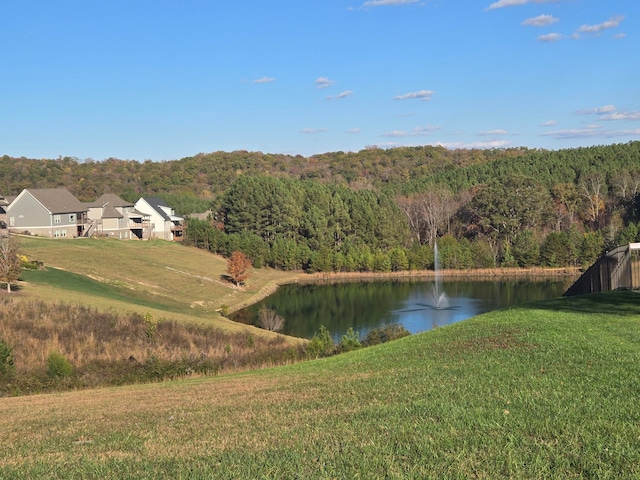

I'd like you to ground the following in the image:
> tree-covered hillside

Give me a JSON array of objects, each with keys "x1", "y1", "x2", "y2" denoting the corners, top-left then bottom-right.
[{"x1": 2, "y1": 141, "x2": 639, "y2": 272}]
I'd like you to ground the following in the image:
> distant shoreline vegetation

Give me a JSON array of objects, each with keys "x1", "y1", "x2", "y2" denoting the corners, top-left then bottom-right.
[{"x1": 3, "y1": 141, "x2": 639, "y2": 275}]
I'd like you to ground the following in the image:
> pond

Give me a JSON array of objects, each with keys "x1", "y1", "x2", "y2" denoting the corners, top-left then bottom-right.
[{"x1": 231, "y1": 277, "x2": 574, "y2": 341}]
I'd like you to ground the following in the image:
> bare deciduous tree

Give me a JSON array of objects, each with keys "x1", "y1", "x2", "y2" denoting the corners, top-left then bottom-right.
[
  {"x1": 258, "y1": 308, "x2": 285, "y2": 332},
  {"x1": 0, "y1": 237, "x2": 21, "y2": 293}
]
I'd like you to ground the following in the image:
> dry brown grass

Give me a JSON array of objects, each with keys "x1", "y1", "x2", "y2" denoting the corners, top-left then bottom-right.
[{"x1": 0, "y1": 295, "x2": 306, "y2": 395}]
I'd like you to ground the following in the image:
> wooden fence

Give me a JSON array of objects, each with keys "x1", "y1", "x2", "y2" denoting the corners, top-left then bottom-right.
[{"x1": 564, "y1": 243, "x2": 640, "y2": 296}]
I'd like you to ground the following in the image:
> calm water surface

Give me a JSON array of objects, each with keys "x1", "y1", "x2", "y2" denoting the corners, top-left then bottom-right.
[{"x1": 232, "y1": 278, "x2": 573, "y2": 340}]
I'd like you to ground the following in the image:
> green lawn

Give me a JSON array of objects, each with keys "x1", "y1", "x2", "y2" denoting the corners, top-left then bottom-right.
[
  {"x1": 1, "y1": 290, "x2": 639, "y2": 479},
  {"x1": 16, "y1": 236, "x2": 300, "y2": 328}
]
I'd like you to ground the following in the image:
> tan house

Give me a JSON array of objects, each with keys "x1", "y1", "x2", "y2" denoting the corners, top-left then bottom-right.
[
  {"x1": 7, "y1": 188, "x2": 88, "y2": 238},
  {"x1": 86, "y1": 193, "x2": 152, "y2": 239}
]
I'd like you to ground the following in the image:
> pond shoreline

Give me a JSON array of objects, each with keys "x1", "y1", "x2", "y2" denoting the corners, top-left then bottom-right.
[
  {"x1": 298, "y1": 266, "x2": 580, "y2": 283},
  {"x1": 231, "y1": 267, "x2": 580, "y2": 313}
]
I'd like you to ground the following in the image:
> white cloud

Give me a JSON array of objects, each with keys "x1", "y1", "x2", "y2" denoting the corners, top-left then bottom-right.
[
  {"x1": 326, "y1": 90, "x2": 354, "y2": 100},
  {"x1": 540, "y1": 120, "x2": 556, "y2": 127},
  {"x1": 479, "y1": 129, "x2": 508, "y2": 136},
  {"x1": 346, "y1": 128, "x2": 361, "y2": 134},
  {"x1": 437, "y1": 140, "x2": 511, "y2": 149},
  {"x1": 253, "y1": 77, "x2": 275, "y2": 83},
  {"x1": 541, "y1": 126, "x2": 640, "y2": 140},
  {"x1": 522, "y1": 14, "x2": 559, "y2": 27},
  {"x1": 485, "y1": 0, "x2": 559, "y2": 12},
  {"x1": 393, "y1": 90, "x2": 435, "y2": 101},
  {"x1": 538, "y1": 33, "x2": 564, "y2": 42},
  {"x1": 613, "y1": 33, "x2": 626, "y2": 39},
  {"x1": 577, "y1": 15, "x2": 624, "y2": 35},
  {"x1": 600, "y1": 111, "x2": 640, "y2": 121},
  {"x1": 361, "y1": 0, "x2": 419, "y2": 7},
  {"x1": 382, "y1": 125, "x2": 440, "y2": 137},
  {"x1": 315, "y1": 77, "x2": 334, "y2": 89},
  {"x1": 301, "y1": 128, "x2": 327, "y2": 134},
  {"x1": 576, "y1": 105, "x2": 616, "y2": 115}
]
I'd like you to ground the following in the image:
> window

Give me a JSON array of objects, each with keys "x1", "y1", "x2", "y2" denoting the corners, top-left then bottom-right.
[
  {"x1": 54, "y1": 215, "x2": 61, "y2": 224},
  {"x1": 54, "y1": 229, "x2": 66, "y2": 238},
  {"x1": 9, "y1": 217, "x2": 14, "y2": 227},
  {"x1": 69, "y1": 214, "x2": 76, "y2": 222}
]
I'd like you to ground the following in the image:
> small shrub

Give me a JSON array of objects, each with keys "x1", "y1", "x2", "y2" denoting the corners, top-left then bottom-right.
[
  {"x1": 362, "y1": 324, "x2": 411, "y2": 347},
  {"x1": 306, "y1": 326, "x2": 335, "y2": 359},
  {"x1": 338, "y1": 327, "x2": 361, "y2": 353},
  {"x1": 46, "y1": 352, "x2": 74, "y2": 379},
  {"x1": 0, "y1": 339, "x2": 15, "y2": 377},
  {"x1": 257, "y1": 307, "x2": 285, "y2": 332},
  {"x1": 143, "y1": 312, "x2": 158, "y2": 339}
]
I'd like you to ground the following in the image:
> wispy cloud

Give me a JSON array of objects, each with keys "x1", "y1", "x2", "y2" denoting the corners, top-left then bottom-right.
[
  {"x1": 485, "y1": 0, "x2": 559, "y2": 12},
  {"x1": 600, "y1": 111, "x2": 640, "y2": 121},
  {"x1": 540, "y1": 120, "x2": 556, "y2": 127},
  {"x1": 315, "y1": 77, "x2": 335, "y2": 89},
  {"x1": 479, "y1": 129, "x2": 508, "y2": 136},
  {"x1": 522, "y1": 14, "x2": 559, "y2": 27},
  {"x1": 382, "y1": 125, "x2": 440, "y2": 137},
  {"x1": 393, "y1": 90, "x2": 435, "y2": 101},
  {"x1": 542, "y1": 126, "x2": 640, "y2": 140},
  {"x1": 253, "y1": 77, "x2": 275, "y2": 84},
  {"x1": 576, "y1": 15, "x2": 624, "y2": 35},
  {"x1": 301, "y1": 128, "x2": 327, "y2": 134},
  {"x1": 437, "y1": 140, "x2": 511, "y2": 149},
  {"x1": 346, "y1": 128, "x2": 361, "y2": 134},
  {"x1": 537, "y1": 33, "x2": 564, "y2": 42},
  {"x1": 326, "y1": 90, "x2": 354, "y2": 101},
  {"x1": 576, "y1": 105, "x2": 616, "y2": 115},
  {"x1": 361, "y1": 0, "x2": 419, "y2": 7}
]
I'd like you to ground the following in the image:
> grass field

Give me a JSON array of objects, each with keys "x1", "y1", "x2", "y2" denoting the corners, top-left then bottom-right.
[
  {"x1": 1, "y1": 290, "x2": 639, "y2": 478},
  {"x1": 16, "y1": 236, "x2": 301, "y2": 329}
]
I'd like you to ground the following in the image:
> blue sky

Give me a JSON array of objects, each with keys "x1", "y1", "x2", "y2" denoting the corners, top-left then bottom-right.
[{"x1": 2, "y1": 0, "x2": 638, "y2": 161}]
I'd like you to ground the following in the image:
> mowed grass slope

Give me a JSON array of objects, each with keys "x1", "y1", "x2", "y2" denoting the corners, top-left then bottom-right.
[
  {"x1": 16, "y1": 236, "x2": 299, "y2": 329},
  {"x1": 1, "y1": 291, "x2": 639, "y2": 479}
]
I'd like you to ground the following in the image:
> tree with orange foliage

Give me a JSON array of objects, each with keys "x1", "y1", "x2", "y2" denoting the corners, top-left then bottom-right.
[{"x1": 226, "y1": 251, "x2": 252, "y2": 286}]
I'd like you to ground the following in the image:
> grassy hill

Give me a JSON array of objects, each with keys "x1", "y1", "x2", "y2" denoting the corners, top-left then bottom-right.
[
  {"x1": 16, "y1": 236, "x2": 301, "y2": 330},
  {"x1": 1, "y1": 290, "x2": 639, "y2": 478}
]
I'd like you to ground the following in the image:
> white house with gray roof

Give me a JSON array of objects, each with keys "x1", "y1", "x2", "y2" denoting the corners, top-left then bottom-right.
[
  {"x1": 7, "y1": 188, "x2": 88, "y2": 238},
  {"x1": 134, "y1": 197, "x2": 185, "y2": 241}
]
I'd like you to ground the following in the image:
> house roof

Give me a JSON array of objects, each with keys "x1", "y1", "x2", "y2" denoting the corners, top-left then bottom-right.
[
  {"x1": 140, "y1": 197, "x2": 173, "y2": 221},
  {"x1": 26, "y1": 188, "x2": 86, "y2": 214},
  {"x1": 87, "y1": 193, "x2": 133, "y2": 208},
  {"x1": 102, "y1": 205, "x2": 123, "y2": 219}
]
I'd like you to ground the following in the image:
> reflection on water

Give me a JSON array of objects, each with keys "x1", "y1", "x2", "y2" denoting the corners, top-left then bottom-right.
[{"x1": 231, "y1": 278, "x2": 573, "y2": 341}]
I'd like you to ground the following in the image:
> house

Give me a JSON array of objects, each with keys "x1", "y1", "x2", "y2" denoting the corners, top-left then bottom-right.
[
  {"x1": 85, "y1": 193, "x2": 152, "y2": 240},
  {"x1": 0, "y1": 196, "x2": 10, "y2": 237},
  {"x1": 7, "y1": 188, "x2": 88, "y2": 238},
  {"x1": 134, "y1": 197, "x2": 185, "y2": 241}
]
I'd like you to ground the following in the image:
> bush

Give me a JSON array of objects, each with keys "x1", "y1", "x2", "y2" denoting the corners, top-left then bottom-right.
[
  {"x1": 362, "y1": 324, "x2": 411, "y2": 347},
  {"x1": 0, "y1": 339, "x2": 15, "y2": 377},
  {"x1": 306, "y1": 326, "x2": 335, "y2": 358},
  {"x1": 257, "y1": 307, "x2": 285, "y2": 332},
  {"x1": 337, "y1": 327, "x2": 361, "y2": 353},
  {"x1": 46, "y1": 352, "x2": 74, "y2": 379}
]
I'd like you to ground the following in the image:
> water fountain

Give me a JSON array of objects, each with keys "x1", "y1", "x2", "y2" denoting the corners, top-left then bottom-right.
[
  {"x1": 399, "y1": 240, "x2": 458, "y2": 314},
  {"x1": 431, "y1": 240, "x2": 448, "y2": 309}
]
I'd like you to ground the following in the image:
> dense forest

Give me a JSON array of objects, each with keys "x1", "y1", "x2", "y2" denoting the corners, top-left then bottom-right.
[{"x1": 2, "y1": 141, "x2": 640, "y2": 272}]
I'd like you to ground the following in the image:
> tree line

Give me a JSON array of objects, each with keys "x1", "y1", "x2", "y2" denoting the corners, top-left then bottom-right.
[{"x1": 2, "y1": 141, "x2": 639, "y2": 271}]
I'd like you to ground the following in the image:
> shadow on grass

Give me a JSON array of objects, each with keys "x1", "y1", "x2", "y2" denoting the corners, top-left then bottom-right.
[
  {"x1": 533, "y1": 290, "x2": 640, "y2": 317},
  {"x1": 20, "y1": 267, "x2": 185, "y2": 313}
]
